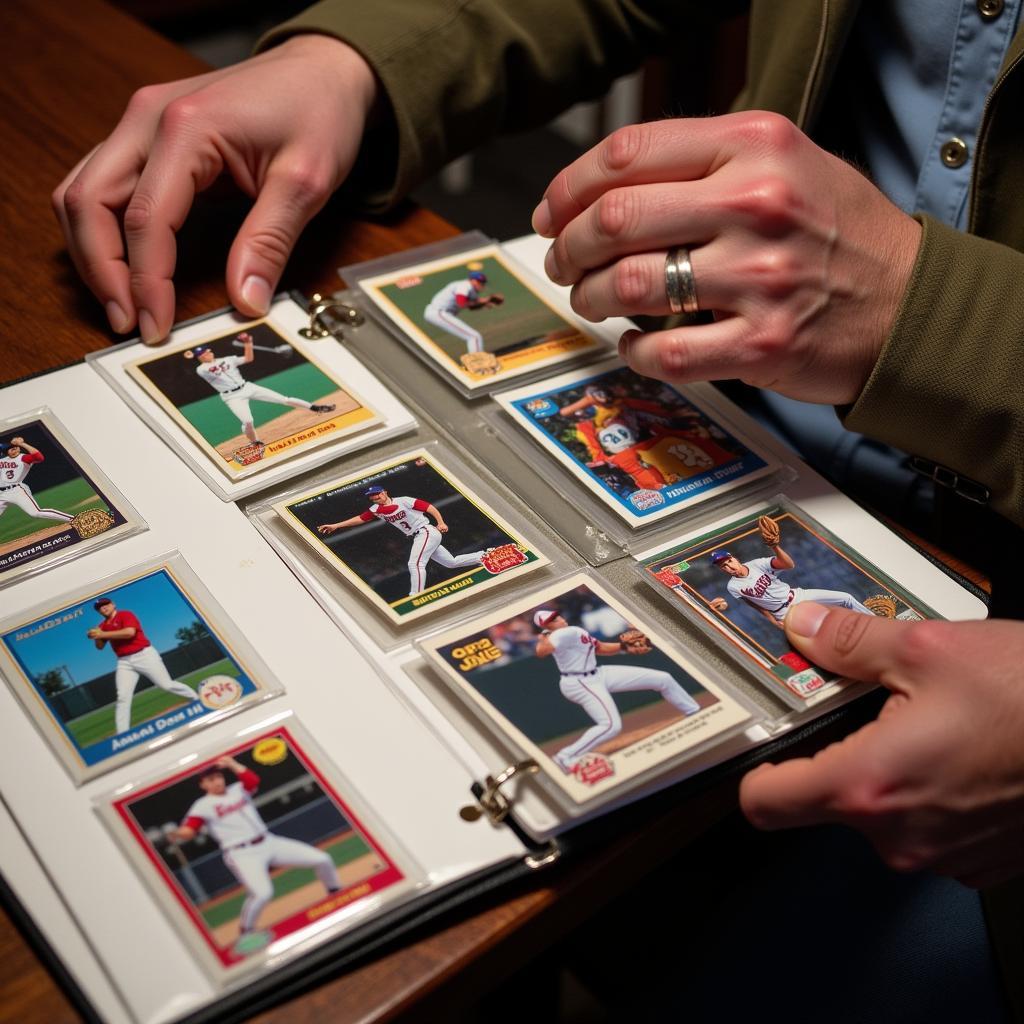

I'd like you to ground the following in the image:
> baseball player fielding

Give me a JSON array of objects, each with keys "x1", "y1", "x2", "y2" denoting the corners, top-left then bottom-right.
[
  {"x1": 0, "y1": 436, "x2": 75, "y2": 531},
  {"x1": 422, "y1": 269, "x2": 503, "y2": 355},
  {"x1": 317, "y1": 484, "x2": 492, "y2": 596},
  {"x1": 87, "y1": 596, "x2": 197, "y2": 734},
  {"x1": 708, "y1": 516, "x2": 874, "y2": 628},
  {"x1": 533, "y1": 608, "x2": 700, "y2": 774}
]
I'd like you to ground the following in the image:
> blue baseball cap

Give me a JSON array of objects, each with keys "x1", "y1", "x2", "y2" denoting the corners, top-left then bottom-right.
[
  {"x1": 710, "y1": 549, "x2": 732, "y2": 563},
  {"x1": 364, "y1": 484, "x2": 387, "y2": 495},
  {"x1": 468, "y1": 270, "x2": 487, "y2": 283},
  {"x1": 191, "y1": 345, "x2": 210, "y2": 356}
]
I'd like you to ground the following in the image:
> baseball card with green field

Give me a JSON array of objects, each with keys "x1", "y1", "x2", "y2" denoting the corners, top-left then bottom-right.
[
  {"x1": 0, "y1": 412, "x2": 141, "y2": 585},
  {"x1": 357, "y1": 244, "x2": 606, "y2": 392}
]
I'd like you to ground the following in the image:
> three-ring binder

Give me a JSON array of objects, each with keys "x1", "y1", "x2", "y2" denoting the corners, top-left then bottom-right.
[
  {"x1": 459, "y1": 759, "x2": 539, "y2": 825},
  {"x1": 298, "y1": 293, "x2": 365, "y2": 339}
]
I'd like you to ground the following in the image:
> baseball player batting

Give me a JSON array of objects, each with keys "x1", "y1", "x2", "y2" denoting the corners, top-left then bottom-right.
[
  {"x1": 87, "y1": 597, "x2": 197, "y2": 734},
  {"x1": 185, "y1": 332, "x2": 336, "y2": 446},
  {"x1": 709, "y1": 516, "x2": 873, "y2": 629},
  {"x1": 422, "y1": 270, "x2": 502, "y2": 355},
  {"x1": 533, "y1": 608, "x2": 699, "y2": 774},
  {"x1": 0, "y1": 436, "x2": 74, "y2": 528},
  {"x1": 317, "y1": 484, "x2": 491, "y2": 596},
  {"x1": 169, "y1": 756, "x2": 340, "y2": 942}
]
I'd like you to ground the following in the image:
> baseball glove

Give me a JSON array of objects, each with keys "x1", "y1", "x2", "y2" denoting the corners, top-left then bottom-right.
[
  {"x1": 864, "y1": 594, "x2": 899, "y2": 618},
  {"x1": 758, "y1": 515, "x2": 781, "y2": 547},
  {"x1": 618, "y1": 629, "x2": 652, "y2": 654},
  {"x1": 486, "y1": 293, "x2": 505, "y2": 306}
]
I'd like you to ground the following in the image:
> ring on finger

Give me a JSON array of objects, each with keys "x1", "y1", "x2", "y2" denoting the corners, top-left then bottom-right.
[{"x1": 664, "y1": 247, "x2": 699, "y2": 315}]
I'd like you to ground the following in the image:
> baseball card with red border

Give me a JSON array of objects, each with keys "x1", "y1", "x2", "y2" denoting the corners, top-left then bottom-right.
[{"x1": 100, "y1": 721, "x2": 415, "y2": 981}]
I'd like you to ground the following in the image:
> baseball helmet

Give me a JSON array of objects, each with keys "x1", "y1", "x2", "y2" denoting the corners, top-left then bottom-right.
[
  {"x1": 709, "y1": 549, "x2": 732, "y2": 564},
  {"x1": 533, "y1": 608, "x2": 561, "y2": 630},
  {"x1": 93, "y1": 596, "x2": 114, "y2": 610},
  {"x1": 468, "y1": 270, "x2": 487, "y2": 284},
  {"x1": 364, "y1": 484, "x2": 387, "y2": 496}
]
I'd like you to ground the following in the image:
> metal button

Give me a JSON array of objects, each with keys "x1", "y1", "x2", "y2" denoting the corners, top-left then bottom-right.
[
  {"x1": 940, "y1": 137, "x2": 969, "y2": 168},
  {"x1": 977, "y1": 0, "x2": 1004, "y2": 20}
]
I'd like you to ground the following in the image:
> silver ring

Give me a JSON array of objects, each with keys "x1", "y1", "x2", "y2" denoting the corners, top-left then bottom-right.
[{"x1": 665, "y1": 247, "x2": 699, "y2": 315}]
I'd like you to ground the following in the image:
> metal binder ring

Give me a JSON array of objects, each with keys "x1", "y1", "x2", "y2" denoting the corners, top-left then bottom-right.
[
  {"x1": 459, "y1": 760, "x2": 540, "y2": 824},
  {"x1": 298, "y1": 293, "x2": 366, "y2": 339}
]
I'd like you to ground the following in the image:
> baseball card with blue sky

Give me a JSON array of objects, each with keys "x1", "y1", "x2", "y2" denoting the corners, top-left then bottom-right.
[
  {"x1": 357, "y1": 243, "x2": 606, "y2": 392},
  {"x1": 0, "y1": 557, "x2": 278, "y2": 782},
  {"x1": 102, "y1": 723, "x2": 412, "y2": 980},
  {"x1": 0, "y1": 411, "x2": 143, "y2": 586},
  {"x1": 496, "y1": 360, "x2": 779, "y2": 528},
  {"x1": 418, "y1": 573, "x2": 751, "y2": 806},
  {"x1": 637, "y1": 501, "x2": 937, "y2": 709},
  {"x1": 124, "y1": 319, "x2": 381, "y2": 480}
]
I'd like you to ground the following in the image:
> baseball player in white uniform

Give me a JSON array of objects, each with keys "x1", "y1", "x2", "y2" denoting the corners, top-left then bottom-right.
[
  {"x1": 0, "y1": 437, "x2": 74, "y2": 527},
  {"x1": 185, "y1": 332, "x2": 336, "y2": 445},
  {"x1": 170, "y1": 756, "x2": 340, "y2": 940},
  {"x1": 709, "y1": 542, "x2": 873, "y2": 628},
  {"x1": 318, "y1": 485, "x2": 489, "y2": 596},
  {"x1": 534, "y1": 609, "x2": 700, "y2": 773},
  {"x1": 423, "y1": 270, "x2": 493, "y2": 354},
  {"x1": 87, "y1": 597, "x2": 198, "y2": 734}
]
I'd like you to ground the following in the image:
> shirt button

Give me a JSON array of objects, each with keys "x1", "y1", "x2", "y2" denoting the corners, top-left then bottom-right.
[
  {"x1": 940, "y1": 137, "x2": 969, "y2": 168},
  {"x1": 977, "y1": 0, "x2": 1004, "y2": 19}
]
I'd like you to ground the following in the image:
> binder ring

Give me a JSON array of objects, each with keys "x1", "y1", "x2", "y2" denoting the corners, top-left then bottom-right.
[
  {"x1": 459, "y1": 759, "x2": 539, "y2": 824},
  {"x1": 298, "y1": 293, "x2": 365, "y2": 339}
]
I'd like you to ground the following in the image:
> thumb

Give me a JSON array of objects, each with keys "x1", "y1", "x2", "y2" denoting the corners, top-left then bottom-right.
[
  {"x1": 226, "y1": 156, "x2": 334, "y2": 316},
  {"x1": 784, "y1": 602, "x2": 916, "y2": 689}
]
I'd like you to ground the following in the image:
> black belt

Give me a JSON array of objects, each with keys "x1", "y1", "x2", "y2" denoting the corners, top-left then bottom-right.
[
  {"x1": 226, "y1": 834, "x2": 267, "y2": 851},
  {"x1": 0, "y1": 484, "x2": 20, "y2": 491},
  {"x1": 563, "y1": 669, "x2": 597, "y2": 677},
  {"x1": 221, "y1": 384, "x2": 245, "y2": 394}
]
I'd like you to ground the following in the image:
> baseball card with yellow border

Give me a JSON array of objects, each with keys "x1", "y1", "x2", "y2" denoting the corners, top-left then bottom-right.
[
  {"x1": 356, "y1": 244, "x2": 605, "y2": 391},
  {"x1": 636, "y1": 500, "x2": 939, "y2": 709},
  {"x1": 99, "y1": 721, "x2": 415, "y2": 982},
  {"x1": 124, "y1": 319, "x2": 382, "y2": 481},
  {"x1": 273, "y1": 449, "x2": 550, "y2": 624},
  {"x1": 418, "y1": 573, "x2": 752, "y2": 806}
]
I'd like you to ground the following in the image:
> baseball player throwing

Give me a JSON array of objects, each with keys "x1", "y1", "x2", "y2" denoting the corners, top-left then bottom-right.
[
  {"x1": 317, "y1": 485, "x2": 489, "y2": 596},
  {"x1": 0, "y1": 436, "x2": 74, "y2": 528},
  {"x1": 185, "y1": 332, "x2": 336, "y2": 446},
  {"x1": 423, "y1": 270, "x2": 502, "y2": 355},
  {"x1": 709, "y1": 516, "x2": 873, "y2": 628},
  {"x1": 170, "y1": 756, "x2": 340, "y2": 942},
  {"x1": 534, "y1": 608, "x2": 700, "y2": 774},
  {"x1": 87, "y1": 596, "x2": 197, "y2": 734}
]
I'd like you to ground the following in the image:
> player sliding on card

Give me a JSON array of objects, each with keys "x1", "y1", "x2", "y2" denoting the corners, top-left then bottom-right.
[
  {"x1": 533, "y1": 608, "x2": 700, "y2": 775},
  {"x1": 185, "y1": 332, "x2": 336, "y2": 446},
  {"x1": 169, "y1": 756, "x2": 341, "y2": 951},
  {"x1": 708, "y1": 516, "x2": 874, "y2": 630},
  {"x1": 87, "y1": 597, "x2": 198, "y2": 734},
  {"x1": 0, "y1": 436, "x2": 74, "y2": 528},
  {"x1": 316, "y1": 484, "x2": 491, "y2": 597}
]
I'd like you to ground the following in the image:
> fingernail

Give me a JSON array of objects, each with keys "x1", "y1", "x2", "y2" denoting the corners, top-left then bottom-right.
[
  {"x1": 619, "y1": 329, "x2": 640, "y2": 358},
  {"x1": 532, "y1": 199, "x2": 553, "y2": 237},
  {"x1": 787, "y1": 602, "x2": 827, "y2": 638},
  {"x1": 544, "y1": 244, "x2": 561, "y2": 284},
  {"x1": 105, "y1": 300, "x2": 130, "y2": 334},
  {"x1": 138, "y1": 309, "x2": 162, "y2": 346},
  {"x1": 241, "y1": 275, "x2": 272, "y2": 315}
]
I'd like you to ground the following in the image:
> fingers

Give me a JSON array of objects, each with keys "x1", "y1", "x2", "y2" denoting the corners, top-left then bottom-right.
[{"x1": 618, "y1": 317, "x2": 758, "y2": 383}]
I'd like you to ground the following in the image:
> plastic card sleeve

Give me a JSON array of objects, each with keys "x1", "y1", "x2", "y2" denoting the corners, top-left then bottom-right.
[
  {"x1": 245, "y1": 438, "x2": 578, "y2": 653},
  {"x1": 85, "y1": 296, "x2": 417, "y2": 502},
  {"x1": 339, "y1": 231, "x2": 616, "y2": 399},
  {"x1": 0, "y1": 406, "x2": 147, "y2": 589},
  {"x1": 0, "y1": 550, "x2": 284, "y2": 785}
]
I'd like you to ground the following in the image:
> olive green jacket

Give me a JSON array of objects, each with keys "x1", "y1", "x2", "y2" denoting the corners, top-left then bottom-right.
[{"x1": 263, "y1": 0, "x2": 1024, "y2": 527}]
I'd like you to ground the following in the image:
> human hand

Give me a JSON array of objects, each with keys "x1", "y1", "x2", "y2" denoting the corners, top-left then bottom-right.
[
  {"x1": 436, "y1": 522, "x2": 449, "y2": 534},
  {"x1": 740, "y1": 603, "x2": 1024, "y2": 888},
  {"x1": 708, "y1": 597, "x2": 728, "y2": 613},
  {"x1": 532, "y1": 113, "x2": 922, "y2": 404},
  {"x1": 53, "y1": 35, "x2": 378, "y2": 344},
  {"x1": 316, "y1": 523, "x2": 337, "y2": 535}
]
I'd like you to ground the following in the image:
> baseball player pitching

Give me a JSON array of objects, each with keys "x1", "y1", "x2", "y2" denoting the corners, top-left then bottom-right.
[
  {"x1": 87, "y1": 597, "x2": 197, "y2": 734},
  {"x1": 533, "y1": 608, "x2": 700, "y2": 774},
  {"x1": 422, "y1": 270, "x2": 503, "y2": 355},
  {"x1": 185, "y1": 332, "x2": 336, "y2": 446},
  {"x1": 317, "y1": 485, "x2": 490, "y2": 596},
  {"x1": 709, "y1": 516, "x2": 873, "y2": 629},
  {"x1": 0, "y1": 436, "x2": 74, "y2": 528},
  {"x1": 169, "y1": 756, "x2": 340, "y2": 943}
]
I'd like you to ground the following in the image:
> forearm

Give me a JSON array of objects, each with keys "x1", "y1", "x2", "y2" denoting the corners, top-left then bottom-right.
[{"x1": 99, "y1": 627, "x2": 137, "y2": 640}]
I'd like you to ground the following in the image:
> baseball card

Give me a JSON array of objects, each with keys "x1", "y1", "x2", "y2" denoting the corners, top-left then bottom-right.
[
  {"x1": 418, "y1": 574, "x2": 752, "y2": 805},
  {"x1": 356, "y1": 244, "x2": 605, "y2": 391},
  {"x1": 272, "y1": 449, "x2": 550, "y2": 624},
  {"x1": 100, "y1": 722, "x2": 413, "y2": 981},
  {"x1": 0, "y1": 557, "x2": 280, "y2": 782},
  {"x1": 0, "y1": 411, "x2": 143, "y2": 586},
  {"x1": 124, "y1": 320, "x2": 382, "y2": 480},
  {"x1": 637, "y1": 501, "x2": 938, "y2": 708},
  {"x1": 496, "y1": 361, "x2": 778, "y2": 527}
]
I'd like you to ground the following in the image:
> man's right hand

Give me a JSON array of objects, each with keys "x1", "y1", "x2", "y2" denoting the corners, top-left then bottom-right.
[{"x1": 52, "y1": 34, "x2": 378, "y2": 345}]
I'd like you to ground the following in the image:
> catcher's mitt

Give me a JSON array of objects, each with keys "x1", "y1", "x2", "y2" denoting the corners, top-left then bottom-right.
[
  {"x1": 618, "y1": 629, "x2": 652, "y2": 654},
  {"x1": 864, "y1": 594, "x2": 898, "y2": 618},
  {"x1": 758, "y1": 515, "x2": 781, "y2": 547}
]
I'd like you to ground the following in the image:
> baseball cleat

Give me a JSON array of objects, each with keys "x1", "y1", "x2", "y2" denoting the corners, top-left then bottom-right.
[
  {"x1": 311, "y1": 403, "x2": 336, "y2": 413},
  {"x1": 553, "y1": 752, "x2": 579, "y2": 775}
]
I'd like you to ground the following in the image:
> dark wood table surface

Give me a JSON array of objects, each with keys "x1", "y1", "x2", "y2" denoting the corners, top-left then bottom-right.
[{"x1": 0, "y1": 3, "x2": 988, "y2": 1023}]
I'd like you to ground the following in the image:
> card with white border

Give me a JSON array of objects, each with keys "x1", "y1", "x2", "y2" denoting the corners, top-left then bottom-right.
[
  {"x1": 418, "y1": 572, "x2": 753, "y2": 806},
  {"x1": 496, "y1": 360, "x2": 779, "y2": 528}
]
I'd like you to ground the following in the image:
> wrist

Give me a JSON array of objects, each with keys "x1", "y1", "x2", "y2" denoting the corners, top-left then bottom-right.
[{"x1": 274, "y1": 33, "x2": 378, "y2": 122}]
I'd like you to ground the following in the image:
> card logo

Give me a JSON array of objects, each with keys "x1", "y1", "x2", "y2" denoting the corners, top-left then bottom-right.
[
  {"x1": 481, "y1": 543, "x2": 528, "y2": 574},
  {"x1": 451, "y1": 637, "x2": 502, "y2": 671},
  {"x1": 72, "y1": 508, "x2": 115, "y2": 539},
  {"x1": 571, "y1": 753, "x2": 615, "y2": 785},
  {"x1": 628, "y1": 489, "x2": 665, "y2": 511},
  {"x1": 231, "y1": 441, "x2": 266, "y2": 466},
  {"x1": 395, "y1": 274, "x2": 423, "y2": 289},
  {"x1": 785, "y1": 668, "x2": 827, "y2": 698},
  {"x1": 252, "y1": 737, "x2": 288, "y2": 765},
  {"x1": 523, "y1": 398, "x2": 558, "y2": 418},
  {"x1": 198, "y1": 674, "x2": 243, "y2": 710},
  {"x1": 654, "y1": 567, "x2": 683, "y2": 588}
]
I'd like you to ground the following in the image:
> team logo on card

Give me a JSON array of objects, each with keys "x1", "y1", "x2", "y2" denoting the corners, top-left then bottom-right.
[
  {"x1": 481, "y1": 544, "x2": 528, "y2": 574},
  {"x1": 784, "y1": 668, "x2": 827, "y2": 698},
  {"x1": 253, "y1": 737, "x2": 289, "y2": 765},
  {"x1": 524, "y1": 398, "x2": 558, "y2": 417},
  {"x1": 71, "y1": 508, "x2": 115, "y2": 539},
  {"x1": 231, "y1": 441, "x2": 266, "y2": 466},
  {"x1": 571, "y1": 753, "x2": 615, "y2": 786},
  {"x1": 655, "y1": 567, "x2": 683, "y2": 588},
  {"x1": 628, "y1": 489, "x2": 665, "y2": 511},
  {"x1": 198, "y1": 674, "x2": 244, "y2": 710}
]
